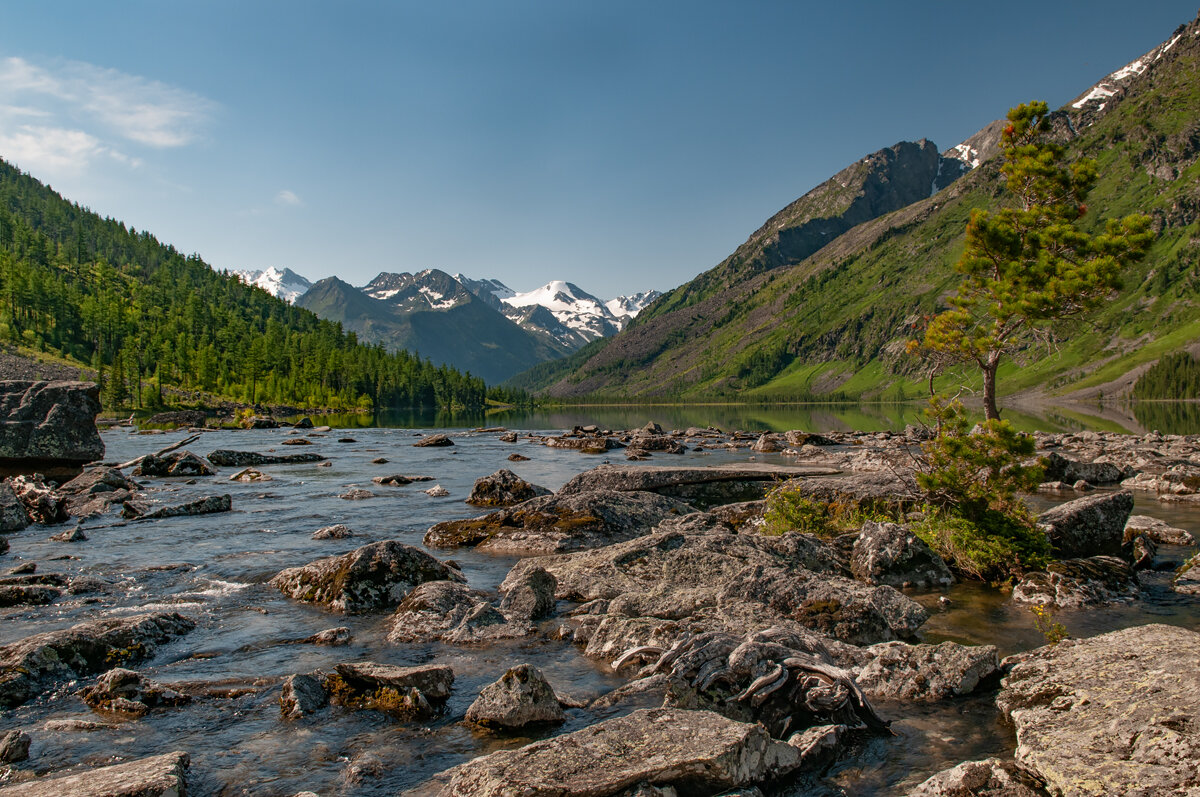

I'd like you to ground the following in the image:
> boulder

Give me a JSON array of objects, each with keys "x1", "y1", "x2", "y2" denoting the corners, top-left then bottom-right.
[
  {"x1": 424, "y1": 490, "x2": 695, "y2": 555},
  {"x1": 311, "y1": 523, "x2": 352, "y2": 540},
  {"x1": 0, "y1": 751, "x2": 189, "y2": 797},
  {"x1": 1124, "y1": 514, "x2": 1196, "y2": 546},
  {"x1": 466, "y1": 469, "x2": 551, "y2": 507},
  {"x1": 124, "y1": 494, "x2": 232, "y2": 520},
  {"x1": 270, "y1": 540, "x2": 464, "y2": 613},
  {"x1": 0, "y1": 585, "x2": 60, "y2": 606},
  {"x1": 997, "y1": 624, "x2": 1200, "y2": 796},
  {"x1": 543, "y1": 434, "x2": 620, "y2": 453},
  {"x1": 785, "y1": 472, "x2": 918, "y2": 511},
  {"x1": 133, "y1": 451, "x2": 214, "y2": 477},
  {"x1": 1035, "y1": 491, "x2": 1132, "y2": 559},
  {"x1": 78, "y1": 667, "x2": 190, "y2": 717},
  {"x1": 424, "y1": 485, "x2": 449, "y2": 496},
  {"x1": 465, "y1": 664, "x2": 565, "y2": 729},
  {"x1": 848, "y1": 641, "x2": 999, "y2": 701},
  {"x1": 0, "y1": 730, "x2": 30, "y2": 764},
  {"x1": 414, "y1": 433, "x2": 453, "y2": 447},
  {"x1": 387, "y1": 580, "x2": 515, "y2": 644},
  {"x1": 498, "y1": 567, "x2": 557, "y2": 620},
  {"x1": 48, "y1": 525, "x2": 87, "y2": 542},
  {"x1": 0, "y1": 481, "x2": 29, "y2": 532},
  {"x1": 557, "y1": 463, "x2": 839, "y2": 510},
  {"x1": 1040, "y1": 452, "x2": 1125, "y2": 485},
  {"x1": 0, "y1": 381, "x2": 104, "y2": 480},
  {"x1": 1011, "y1": 556, "x2": 1139, "y2": 608},
  {"x1": 57, "y1": 466, "x2": 140, "y2": 518},
  {"x1": 372, "y1": 474, "x2": 433, "y2": 486},
  {"x1": 427, "y1": 708, "x2": 804, "y2": 796},
  {"x1": 0, "y1": 612, "x2": 194, "y2": 708},
  {"x1": 302, "y1": 626, "x2": 351, "y2": 646},
  {"x1": 1174, "y1": 553, "x2": 1200, "y2": 595},
  {"x1": 1122, "y1": 464, "x2": 1200, "y2": 496},
  {"x1": 206, "y1": 449, "x2": 325, "y2": 466},
  {"x1": 851, "y1": 522, "x2": 953, "y2": 589},
  {"x1": 327, "y1": 661, "x2": 453, "y2": 715},
  {"x1": 280, "y1": 673, "x2": 328, "y2": 719},
  {"x1": 906, "y1": 758, "x2": 1049, "y2": 796},
  {"x1": 8, "y1": 475, "x2": 68, "y2": 524}
]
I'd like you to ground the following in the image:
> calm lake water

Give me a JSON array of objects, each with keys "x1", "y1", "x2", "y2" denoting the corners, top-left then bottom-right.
[{"x1": 3, "y1": 422, "x2": 1199, "y2": 795}]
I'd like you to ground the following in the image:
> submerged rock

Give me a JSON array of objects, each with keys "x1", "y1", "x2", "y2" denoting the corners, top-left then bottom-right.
[
  {"x1": 0, "y1": 612, "x2": 195, "y2": 708},
  {"x1": 424, "y1": 489, "x2": 695, "y2": 555},
  {"x1": 997, "y1": 624, "x2": 1200, "y2": 797},
  {"x1": 0, "y1": 751, "x2": 189, "y2": 797},
  {"x1": 1035, "y1": 491, "x2": 1132, "y2": 559},
  {"x1": 271, "y1": 540, "x2": 464, "y2": 613},
  {"x1": 426, "y1": 707, "x2": 804, "y2": 796},
  {"x1": 124, "y1": 494, "x2": 232, "y2": 520},
  {"x1": 465, "y1": 663, "x2": 565, "y2": 729},
  {"x1": 0, "y1": 380, "x2": 104, "y2": 480},
  {"x1": 465, "y1": 468, "x2": 551, "y2": 507},
  {"x1": 1011, "y1": 556, "x2": 1139, "y2": 608},
  {"x1": 850, "y1": 522, "x2": 953, "y2": 589}
]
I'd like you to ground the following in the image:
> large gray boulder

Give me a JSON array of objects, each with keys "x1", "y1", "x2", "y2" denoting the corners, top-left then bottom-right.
[
  {"x1": 848, "y1": 641, "x2": 998, "y2": 702},
  {"x1": 0, "y1": 381, "x2": 104, "y2": 480},
  {"x1": 557, "y1": 463, "x2": 839, "y2": 509},
  {"x1": 1035, "y1": 491, "x2": 1133, "y2": 558},
  {"x1": 57, "y1": 466, "x2": 140, "y2": 518},
  {"x1": 1041, "y1": 452, "x2": 1125, "y2": 485},
  {"x1": 997, "y1": 624, "x2": 1200, "y2": 796},
  {"x1": 271, "y1": 540, "x2": 464, "y2": 613},
  {"x1": 0, "y1": 612, "x2": 194, "y2": 708},
  {"x1": 498, "y1": 566, "x2": 557, "y2": 620},
  {"x1": 426, "y1": 708, "x2": 804, "y2": 796},
  {"x1": 465, "y1": 664, "x2": 565, "y2": 729},
  {"x1": 0, "y1": 751, "x2": 189, "y2": 797},
  {"x1": 424, "y1": 490, "x2": 695, "y2": 554},
  {"x1": 386, "y1": 580, "x2": 529, "y2": 644},
  {"x1": 465, "y1": 468, "x2": 550, "y2": 507},
  {"x1": 851, "y1": 522, "x2": 953, "y2": 589}
]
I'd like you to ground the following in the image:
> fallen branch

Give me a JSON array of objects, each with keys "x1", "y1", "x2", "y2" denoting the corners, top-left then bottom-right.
[{"x1": 116, "y1": 433, "x2": 202, "y2": 471}]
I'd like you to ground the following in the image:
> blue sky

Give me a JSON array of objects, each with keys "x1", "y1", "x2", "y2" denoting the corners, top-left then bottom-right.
[{"x1": 0, "y1": 1, "x2": 1195, "y2": 298}]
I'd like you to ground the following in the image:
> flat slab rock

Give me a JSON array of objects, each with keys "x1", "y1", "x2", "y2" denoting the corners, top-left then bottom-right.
[
  {"x1": 423, "y1": 707, "x2": 804, "y2": 796},
  {"x1": 997, "y1": 623, "x2": 1200, "y2": 797},
  {"x1": 0, "y1": 750, "x2": 189, "y2": 797},
  {"x1": 557, "y1": 463, "x2": 839, "y2": 509}
]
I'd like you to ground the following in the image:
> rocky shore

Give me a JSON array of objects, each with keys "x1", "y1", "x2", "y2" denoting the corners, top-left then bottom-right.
[{"x1": 2, "y1": 384, "x2": 1199, "y2": 795}]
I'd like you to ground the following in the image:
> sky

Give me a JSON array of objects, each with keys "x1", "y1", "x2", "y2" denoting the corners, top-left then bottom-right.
[{"x1": 0, "y1": 1, "x2": 1195, "y2": 299}]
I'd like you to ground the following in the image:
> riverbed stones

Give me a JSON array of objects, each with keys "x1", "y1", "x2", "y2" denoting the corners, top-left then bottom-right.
[
  {"x1": 498, "y1": 566, "x2": 557, "y2": 620},
  {"x1": 1122, "y1": 464, "x2": 1200, "y2": 496},
  {"x1": 465, "y1": 663, "x2": 564, "y2": 729},
  {"x1": 0, "y1": 730, "x2": 29, "y2": 764},
  {"x1": 133, "y1": 450, "x2": 214, "y2": 477},
  {"x1": 996, "y1": 623, "x2": 1200, "y2": 797},
  {"x1": 280, "y1": 673, "x2": 328, "y2": 719},
  {"x1": 466, "y1": 468, "x2": 551, "y2": 507},
  {"x1": 78, "y1": 667, "x2": 190, "y2": 717},
  {"x1": 425, "y1": 490, "x2": 695, "y2": 554},
  {"x1": 312, "y1": 523, "x2": 352, "y2": 540},
  {"x1": 0, "y1": 750, "x2": 190, "y2": 797},
  {"x1": 557, "y1": 463, "x2": 840, "y2": 509},
  {"x1": 1011, "y1": 556, "x2": 1139, "y2": 608},
  {"x1": 387, "y1": 580, "x2": 522, "y2": 644},
  {"x1": 851, "y1": 522, "x2": 953, "y2": 589},
  {"x1": 57, "y1": 466, "x2": 140, "y2": 517},
  {"x1": 0, "y1": 381, "x2": 104, "y2": 480},
  {"x1": 1035, "y1": 491, "x2": 1132, "y2": 559},
  {"x1": 907, "y1": 758, "x2": 1049, "y2": 796},
  {"x1": 414, "y1": 433, "x2": 453, "y2": 447},
  {"x1": 272, "y1": 540, "x2": 465, "y2": 613},
  {"x1": 848, "y1": 641, "x2": 999, "y2": 701},
  {"x1": 0, "y1": 612, "x2": 195, "y2": 708},
  {"x1": 427, "y1": 707, "x2": 804, "y2": 796},
  {"x1": 207, "y1": 449, "x2": 325, "y2": 466},
  {"x1": 1124, "y1": 514, "x2": 1196, "y2": 546}
]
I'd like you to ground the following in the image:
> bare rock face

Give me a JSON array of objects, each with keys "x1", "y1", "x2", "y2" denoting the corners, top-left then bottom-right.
[
  {"x1": 427, "y1": 707, "x2": 804, "y2": 796},
  {"x1": 465, "y1": 664, "x2": 565, "y2": 729},
  {"x1": 997, "y1": 624, "x2": 1200, "y2": 797},
  {"x1": 851, "y1": 522, "x2": 953, "y2": 589},
  {"x1": 425, "y1": 490, "x2": 696, "y2": 555},
  {"x1": 0, "y1": 381, "x2": 104, "y2": 480},
  {"x1": 466, "y1": 468, "x2": 551, "y2": 507},
  {"x1": 271, "y1": 540, "x2": 465, "y2": 614},
  {"x1": 1035, "y1": 491, "x2": 1133, "y2": 559},
  {"x1": 1011, "y1": 556, "x2": 1139, "y2": 608},
  {"x1": 78, "y1": 667, "x2": 190, "y2": 717},
  {"x1": 848, "y1": 641, "x2": 999, "y2": 701},
  {"x1": 0, "y1": 612, "x2": 194, "y2": 708},
  {"x1": 0, "y1": 750, "x2": 189, "y2": 797},
  {"x1": 557, "y1": 463, "x2": 838, "y2": 510},
  {"x1": 906, "y1": 757, "x2": 1049, "y2": 796}
]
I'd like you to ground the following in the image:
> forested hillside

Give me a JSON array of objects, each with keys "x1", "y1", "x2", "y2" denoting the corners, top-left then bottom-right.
[{"x1": 0, "y1": 159, "x2": 500, "y2": 411}]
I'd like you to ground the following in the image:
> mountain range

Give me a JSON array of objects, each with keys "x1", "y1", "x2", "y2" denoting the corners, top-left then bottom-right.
[{"x1": 513, "y1": 11, "x2": 1200, "y2": 406}]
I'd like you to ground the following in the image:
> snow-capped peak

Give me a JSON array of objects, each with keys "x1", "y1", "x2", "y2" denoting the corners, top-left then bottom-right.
[
  {"x1": 234, "y1": 266, "x2": 312, "y2": 304},
  {"x1": 1070, "y1": 25, "x2": 1189, "y2": 116},
  {"x1": 606, "y1": 290, "x2": 662, "y2": 321},
  {"x1": 501, "y1": 281, "x2": 618, "y2": 342}
]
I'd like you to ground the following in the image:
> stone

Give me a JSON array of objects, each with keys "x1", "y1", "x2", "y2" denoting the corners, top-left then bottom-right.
[
  {"x1": 280, "y1": 673, "x2": 328, "y2": 719},
  {"x1": 543, "y1": 434, "x2": 620, "y2": 453},
  {"x1": 1035, "y1": 491, "x2": 1132, "y2": 558},
  {"x1": 851, "y1": 522, "x2": 953, "y2": 589},
  {"x1": 414, "y1": 433, "x2": 454, "y2": 447},
  {"x1": 270, "y1": 540, "x2": 464, "y2": 613},
  {"x1": 997, "y1": 624, "x2": 1200, "y2": 797},
  {"x1": 0, "y1": 612, "x2": 194, "y2": 708},
  {"x1": 311, "y1": 523, "x2": 352, "y2": 540},
  {"x1": 280, "y1": 437, "x2": 312, "y2": 446},
  {"x1": 424, "y1": 485, "x2": 450, "y2": 496},
  {"x1": 302, "y1": 627, "x2": 351, "y2": 646},
  {"x1": 557, "y1": 463, "x2": 840, "y2": 510},
  {"x1": 124, "y1": 494, "x2": 232, "y2": 520},
  {"x1": 372, "y1": 474, "x2": 434, "y2": 486},
  {"x1": 466, "y1": 468, "x2": 551, "y2": 507},
  {"x1": 0, "y1": 730, "x2": 30, "y2": 764},
  {"x1": 0, "y1": 381, "x2": 104, "y2": 480},
  {"x1": 133, "y1": 450, "x2": 215, "y2": 477},
  {"x1": 0, "y1": 481, "x2": 29, "y2": 532},
  {"x1": 424, "y1": 490, "x2": 696, "y2": 555},
  {"x1": 498, "y1": 566, "x2": 557, "y2": 620},
  {"x1": 848, "y1": 641, "x2": 999, "y2": 701},
  {"x1": 1124, "y1": 514, "x2": 1196, "y2": 546},
  {"x1": 1011, "y1": 556, "x2": 1139, "y2": 608},
  {"x1": 78, "y1": 667, "x2": 190, "y2": 717},
  {"x1": 48, "y1": 525, "x2": 87, "y2": 542},
  {"x1": 785, "y1": 472, "x2": 918, "y2": 511},
  {"x1": 427, "y1": 708, "x2": 804, "y2": 796},
  {"x1": 206, "y1": 449, "x2": 325, "y2": 467},
  {"x1": 0, "y1": 751, "x2": 189, "y2": 797},
  {"x1": 387, "y1": 581, "x2": 526, "y2": 645},
  {"x1": 1174, "y1": 553, "x2": 1200, "y2": 595},
  {"x1": 339, "y1": 488, "x2": 374, "y2": 500},
  {"x1": 466, "y1": 664, "x2": 565, "y2": 729},
  {"x1": 1040, "y1": 452, "x2": 1125, "y2": 485},
  {"x1": 1122, "y1": 464, "x2": 1200, "y2": 496},
  {"x1": 906, "y1": 758, "x2": 1049, "y2": 796},
  {"x1": 751, "y1": 434, "x2": 783, "y2": 453},
  {"x1": 327, "y1": 661, "x2": 453, "y2": 714},
  {"x1": 8, "y1": 475, "x2": 68, "y2": 524},
  {"x1": 507, "y1": 453, "x2": 529, "y2": 462},
  {"x1": 0, "y1": 585, "x2": 60, "y2": 607}
]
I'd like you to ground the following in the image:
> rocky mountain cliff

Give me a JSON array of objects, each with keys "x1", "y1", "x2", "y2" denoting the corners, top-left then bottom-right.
[{"x1": 522, "y1": 11, "x2": 1200, "y2": 403}]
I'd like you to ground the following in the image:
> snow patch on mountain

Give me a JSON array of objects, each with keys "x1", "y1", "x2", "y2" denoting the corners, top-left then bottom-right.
[
  {"x1": 1071, "y1": 26, "x2": 1186, "y2": 117},
  {"x1": 234, "y1": 266, "x2": 312, "y2": 304},
  {"x1": 501, "y1": 281, "x2": 621, "y2": 342},
  {"x1": 606, "y1": 290, "x2": 662, "y2": 322}
]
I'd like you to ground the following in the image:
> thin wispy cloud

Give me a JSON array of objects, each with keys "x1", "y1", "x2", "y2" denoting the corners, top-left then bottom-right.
[
  {"x1": 275, "y1": 189, "x2": 303, "y2": 207},
  {"x1": 0, "y1": 55, "x2": 217, "y2": 175}
]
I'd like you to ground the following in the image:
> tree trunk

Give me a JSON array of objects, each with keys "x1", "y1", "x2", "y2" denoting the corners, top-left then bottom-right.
[{"x1": 982, "y1": 355, "x2": 1001, "y2": 421}]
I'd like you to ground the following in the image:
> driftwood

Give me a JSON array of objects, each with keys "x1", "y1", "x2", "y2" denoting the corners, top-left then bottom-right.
[{"x1": 116, "y1": 433, "x2": 201, "y2": 471}]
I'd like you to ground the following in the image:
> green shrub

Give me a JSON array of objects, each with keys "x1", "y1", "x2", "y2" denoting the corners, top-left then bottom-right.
[
  {"x1": 761, "y1": 482, "x2": 896, "y2": 537},
  {"x1": 911, "y1": 505, "x2": 1049, "y2": 582}
]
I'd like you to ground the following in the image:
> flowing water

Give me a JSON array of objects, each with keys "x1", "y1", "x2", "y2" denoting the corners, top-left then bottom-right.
[{"x1": 4, "y1": 424, "x2": 1200, "y2": 795}]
